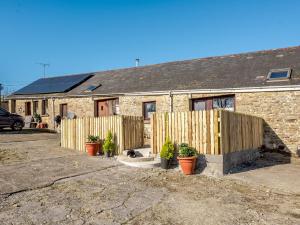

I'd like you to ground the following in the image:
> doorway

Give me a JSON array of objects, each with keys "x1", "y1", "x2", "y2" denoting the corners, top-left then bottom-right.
[{"x1": 96, "y1": 99, "x2": 119, "y2": 117}]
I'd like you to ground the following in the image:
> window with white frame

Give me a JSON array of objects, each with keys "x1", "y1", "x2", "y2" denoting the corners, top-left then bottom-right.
[{"x1": 267, "y1": 68, "x2": 291, "y2": 80}]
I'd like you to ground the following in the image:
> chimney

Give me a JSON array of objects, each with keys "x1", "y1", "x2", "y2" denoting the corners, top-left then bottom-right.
[{"x1": 135, "y1": 58, "x2": 140, "y2": 67}]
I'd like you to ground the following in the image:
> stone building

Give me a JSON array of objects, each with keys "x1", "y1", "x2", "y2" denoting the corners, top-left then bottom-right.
[{"x1": 7, "y1": 46, "x2": 300, "y2": 155}]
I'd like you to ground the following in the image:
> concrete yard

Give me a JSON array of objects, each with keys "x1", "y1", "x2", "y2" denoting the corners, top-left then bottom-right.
[{"x1": 0, "y1": 131, "x2": 299, "y2": 225}]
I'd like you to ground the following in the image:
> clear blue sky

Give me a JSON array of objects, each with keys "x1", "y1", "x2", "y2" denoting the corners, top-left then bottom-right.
[{"x1": 1, "y1": 0, "x2": 300, "y2": 94}]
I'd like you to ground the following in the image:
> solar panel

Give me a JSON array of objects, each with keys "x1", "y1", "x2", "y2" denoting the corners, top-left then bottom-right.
[{"x1": 14, "y1": 73, "x2": 93, "y2": 95}]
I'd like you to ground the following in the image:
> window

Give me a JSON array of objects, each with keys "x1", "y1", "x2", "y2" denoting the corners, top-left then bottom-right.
[
  {"x1": 33, "y1": 101, "x2": 38, "y2": 114},
  {"x1": 143, "y1": 101, "x2": 156, "y2": 120},
  {"x1": 267, "y1": 68, "x2": 291, "y2": 80},
  {"x1": 192, "y1": 95, "x2": 235, "y2": 112},
  {"x1": 10, "y1": 100, "x2": 16, "y2": 113},
  {"x1": 60, "y1": 104, "x2": 68, "y2": 118},
  {"x1": 42, "y1": 99, "x2": 48, "y2": 115},
  {"x1": 25, "y1": 102, "x2": 31, "y2": 116},
  {"x1": 193, "y1": 100, "x2": 206, "y2": 111},
  {"x1": 212, "y1": 96, "x2": 234, "y2": 111},
  {"x1": 84, "y1": 84, "x2": 102, "y2": 92}
]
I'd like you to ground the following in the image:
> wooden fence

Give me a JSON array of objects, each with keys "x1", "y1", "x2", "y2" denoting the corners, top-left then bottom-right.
[
  {"x1": 61, "y1": 115, "x2": 144, "y2": 154},
  {"x1": 151, "y1": 110, "x2": 264, "y2": 155}
]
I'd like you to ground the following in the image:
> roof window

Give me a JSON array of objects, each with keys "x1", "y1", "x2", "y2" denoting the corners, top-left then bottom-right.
[
  {"x1": 267, "y1": 68, "x2": 291, "y2": 81},
  {"x1": 84, "y1": 84, "x2": 102, "y2": 92}
]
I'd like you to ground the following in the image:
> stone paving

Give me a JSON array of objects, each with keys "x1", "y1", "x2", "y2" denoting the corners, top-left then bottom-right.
[{"x1": 0, "y1": 132, "x2": 299, "y2": 225}]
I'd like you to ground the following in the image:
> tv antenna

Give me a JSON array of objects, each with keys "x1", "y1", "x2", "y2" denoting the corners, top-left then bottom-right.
[{"x1": 37, "y1": 62, "x2": 50, "y2": 78}]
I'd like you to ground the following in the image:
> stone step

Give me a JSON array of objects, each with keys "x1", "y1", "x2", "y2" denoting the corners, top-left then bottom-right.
[
  {"x1": 123, "y1": 147, "x2": 153, "y2": 157},
  {"x1": 117, "y1": 156, "x2": 161, "y2": 168},
  {"x1": 117, "y1": 155, "x2": 155, "y2": 162}
]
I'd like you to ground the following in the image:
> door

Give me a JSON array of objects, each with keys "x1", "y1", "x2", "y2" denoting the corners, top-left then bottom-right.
[
  {"x1": 60, "y1": 104, "x2": 68, "y2": 118},
  {"x1": 97, "y1": 101, "x2": 109, "y2": 117},
  {"x1": 25, "y1": 102, "x2": 31, "y2": 116},
  {"x1": 0, "y1": 108, "x2": 11, "y2": 126},
  {"x1": 33, "y1": 101, "x2": 38, "y2": 114}
]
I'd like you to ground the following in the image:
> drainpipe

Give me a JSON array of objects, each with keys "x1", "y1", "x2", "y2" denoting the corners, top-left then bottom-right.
[
  {"x1": 52, "y1": 97, "x2": 55, "y2": 131},
  {"x1": 169, "y1": 91, "x2": 173, "y2": 112}
]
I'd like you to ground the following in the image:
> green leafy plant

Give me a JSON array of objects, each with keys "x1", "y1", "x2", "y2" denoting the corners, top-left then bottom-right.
[
  {"x1": 87, "y1": 135, "x2": 100, "y2": 143},
  {"x1": 33, "y1": 113, "x2": 42, "y2": 123},
  {"x1": 160, "y1": 138, "x2": 174, "y2": 160},
  {"x1": 103, "y1": 131, "x2": 115, "y2": 153},
  {"x1": 178, "y1": 143, "x2": 197, "y2": 157}
]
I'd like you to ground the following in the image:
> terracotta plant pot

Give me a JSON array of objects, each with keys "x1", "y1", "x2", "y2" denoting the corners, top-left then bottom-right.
[
  {"x1": 177, "y1": 156, "x2": 197, "y2": 175},
  {"x1": 86, "y1": 142, "x2": 100, "y2": 156}
]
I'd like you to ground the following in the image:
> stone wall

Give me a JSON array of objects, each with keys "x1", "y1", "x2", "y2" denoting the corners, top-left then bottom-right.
[
  {"x1": 9, "y1": 90, "x2": 300, "y2": 154},
  {"x1": 119, "y1": 91, "x2": 300, "y2": 154},
  {"x1": 9, "y1": 97, "x2": 94, "y2": 129},
  {"x1": 119, "y1": 95, "x2": 170, "y2": 116},
  {"x1": 235, "y1": 91, "x2": 300, "y2": 154}
]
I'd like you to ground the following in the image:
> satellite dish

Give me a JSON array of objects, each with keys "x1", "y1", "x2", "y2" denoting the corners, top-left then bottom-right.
[{"x1": 67, "y1": 112, "x2": 76, "y2": 119}]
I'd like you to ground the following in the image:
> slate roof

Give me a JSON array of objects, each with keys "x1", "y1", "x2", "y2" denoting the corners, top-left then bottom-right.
[
  {"x1": 13, "y1": 73, "x2": 93, "y2": 95},
  {"x1": 11, "y1": 46, "x2": 300, "y2": 97},
  {"x1": 68, "y1": 46, "x2": 300, "y2": 95}
]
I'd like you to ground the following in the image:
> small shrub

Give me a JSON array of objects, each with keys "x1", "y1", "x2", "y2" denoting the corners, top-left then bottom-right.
[
  {"x1": 33, "y1": 113, "x2": 42, "y2": 123},
  {"x1": 178, "y1": 143, "x2": 197, "y2": 157},
  {"x1": 103, "y1": 131, "x2": 115, "y2": 153},
  {"x1": 160, "y1": 138, "x2": 174, "y2": 160},
  {"x1": 87, "y1": 135, "x2": 100, "y2": 143}
]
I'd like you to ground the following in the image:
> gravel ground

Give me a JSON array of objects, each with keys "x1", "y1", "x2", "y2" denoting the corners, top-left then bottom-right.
[{"x1": 0, "y1": 132, "x2": 299, "y2": 225}]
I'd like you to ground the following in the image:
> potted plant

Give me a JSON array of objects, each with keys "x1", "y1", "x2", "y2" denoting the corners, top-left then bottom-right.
[
  {"x1": 177, "y1": 143, "x2": 197, "y2": 175},
  {"x1": 33, "y1": 113, "x2": 42, "y2": 123},
  {"x1": 160, "y1": 138, "x2": 174, "y2": 169},
  {"x1": 103, "y1": 131, "x2": 115, "y2": 157},
  {"x1": 86, "y1": 135, "x2": 100, "y2": 156}
]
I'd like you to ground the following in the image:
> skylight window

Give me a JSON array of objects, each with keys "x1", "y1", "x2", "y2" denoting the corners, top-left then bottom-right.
[
  {"x1": 267, "y1": 68, "x2": 291, "y2": 81},
  {"x1": 84, "y1": 84, "x2": 101, "y2": 92}
]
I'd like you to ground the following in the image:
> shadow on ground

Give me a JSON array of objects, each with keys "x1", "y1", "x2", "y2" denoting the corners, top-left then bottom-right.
[
  {"x1": 0, "y1": 128, "x2": 56, "y2": 135},
  {"x1": 229, "y1": 150, "x2": 292, "y2": 174}
]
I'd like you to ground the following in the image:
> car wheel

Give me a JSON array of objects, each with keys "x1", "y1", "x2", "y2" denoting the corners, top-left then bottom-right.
[{"x1": 11, "y1": 121, "x2": 23, "y2": 131}]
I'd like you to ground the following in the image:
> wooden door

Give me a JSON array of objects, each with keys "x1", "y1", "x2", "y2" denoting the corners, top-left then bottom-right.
[
  {"x1": 97, "y1": 101, "x2": 109, "y2": 117},
  {"x1": 60, "y1": 104, "x2": 68, "y2": 118},
  {"x1": 33, "y1": 101, "x2": 38, "y2": 114},
  {"x1": 25, "y1": 102, "x2": 31, "y2": 116}
]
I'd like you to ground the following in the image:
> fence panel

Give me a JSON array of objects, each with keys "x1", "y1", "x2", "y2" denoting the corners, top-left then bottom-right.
[
  {"x1": 151, "y1": 110, "x2": 264, "y2": 155},
  {"x1": 151, "y1": 110, "x2": 220, "y2": 154},
  {"x1": 219, "y1": 110, "x2": 264, "y2": 154},
  {"x1": 61, "y1": 115, "x2": 144, "y2": 154}
]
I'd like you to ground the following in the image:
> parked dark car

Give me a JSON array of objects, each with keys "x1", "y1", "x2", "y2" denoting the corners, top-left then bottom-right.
[{"x1": 0, "y1": 107, "x2": 24, "y2": 131}]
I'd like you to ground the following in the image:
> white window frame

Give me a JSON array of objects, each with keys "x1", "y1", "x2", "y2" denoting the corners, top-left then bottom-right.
[{"x1": 267, "y1": 68, "x2": 291, "y2": 81}]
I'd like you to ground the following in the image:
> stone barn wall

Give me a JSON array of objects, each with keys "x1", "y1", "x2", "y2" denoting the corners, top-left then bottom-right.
[{"x1": 8, "y1": 89, "x2": 300, "y2": 154}]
